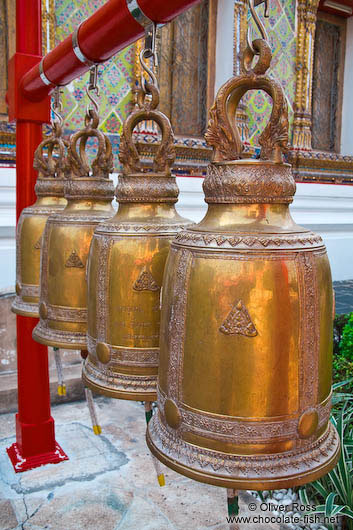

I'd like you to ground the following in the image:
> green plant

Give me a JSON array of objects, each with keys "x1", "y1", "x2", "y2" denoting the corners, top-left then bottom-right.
[
  {"x1": 300, "y1": 390, "x2": 353, "y2": 530},
  {"x1": 334, "y1": 313, "x2": 351, "y2": 355},
  {"x1": 340, "y1": 313, "x2": 353, "y2": 362},
  {"x1": 333, "y1": 357, "x2": 353, "y2": 396}
]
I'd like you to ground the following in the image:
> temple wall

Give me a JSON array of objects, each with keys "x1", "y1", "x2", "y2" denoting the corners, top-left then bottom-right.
[
  {"x1": 245, "y1": 0, "x2": 297, "y2": 145},
  {"x1": 1, "y1": 167, "x2": 353, "y2": 289},
  {"x1": 0, "y1": 0, "x2": 351, "y2": 289}
]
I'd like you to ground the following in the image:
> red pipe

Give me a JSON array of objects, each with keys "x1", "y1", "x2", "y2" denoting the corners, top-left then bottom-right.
[
  {"x1": 7, "y1": 0, "x2": 68, "y2": 472},
  {"x1": 22, "y1": 0, "x2": 201, "y2": 102}
]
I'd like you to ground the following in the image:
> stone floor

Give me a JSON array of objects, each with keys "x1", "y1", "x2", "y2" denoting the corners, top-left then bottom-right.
[
  {"x1": 0, "y1": 397, "x2": 286, "y2": 530},
  {"x1": 333, "y1": 280, "x2": 353, "y2": 314}
]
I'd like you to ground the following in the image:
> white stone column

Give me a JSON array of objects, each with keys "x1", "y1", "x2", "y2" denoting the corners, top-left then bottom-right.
[
  {"x1": 341, "y1": 16, "x2": 353, "y2": 156},
  {"x1": 214, "y1": 0, "x2": 235, "y2": 93}
]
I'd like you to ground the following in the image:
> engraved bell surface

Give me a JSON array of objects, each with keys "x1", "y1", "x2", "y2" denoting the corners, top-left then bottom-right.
[
  {"x1": 32, "y1": 108, "x2": 115, "y2": 350},
  {"x1": 146, "y1": 38, "x2": 340, "y2": 490},
  {"x1": 12, "y1": 122, "x2": 67, "y2": 318},
  {"x1": 82, "y1": 82, "x2": 191, "y2": 401}
]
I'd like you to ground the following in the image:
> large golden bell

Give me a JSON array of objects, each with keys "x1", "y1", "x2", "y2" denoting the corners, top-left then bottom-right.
[
  {"x1": 33, "y1": 109, "x2": 115, "y2": 349},
  {"x1": 82, "y1": 85, "x2": 191, "y2": 401},
  {"x1": 147, "y1": 40, "x2": 340, "y2": 490},
  {"x1": 12, "y1": 124, "x2": 67, "y2": 317}
]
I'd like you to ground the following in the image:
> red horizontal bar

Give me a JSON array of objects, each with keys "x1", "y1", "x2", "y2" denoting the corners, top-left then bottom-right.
[{"x1": 22, "y1": 0, "x2": 201, "y2": 102}]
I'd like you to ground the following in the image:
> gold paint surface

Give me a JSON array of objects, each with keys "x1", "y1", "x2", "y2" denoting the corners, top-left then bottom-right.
[
  {"x1": 108, "y1": 237, "x2": 169, "y2": 349},
  {"x1": 182, "y1": 253, "x2": 300, "y2": 418},
  {"x1": 13, "y1": 195, "x2": 66, "y2": 316},
  {"x1": 87, "y1": 236, "x2": 99, "y2": 340},
  {"x1": 316, "y1": 252, "x2": 334, "y2": 403},
  {"x1": 47, "y1": 223, "x2": 93, "y2": 311}
]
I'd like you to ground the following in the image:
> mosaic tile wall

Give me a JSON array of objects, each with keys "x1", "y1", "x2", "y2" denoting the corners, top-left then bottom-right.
[
  {"x1": 246, "y1": 0, "x2": 296, "y2": 147},
  {"x1": 55, "y1": 0, "x2": 135, "y2": 168}
]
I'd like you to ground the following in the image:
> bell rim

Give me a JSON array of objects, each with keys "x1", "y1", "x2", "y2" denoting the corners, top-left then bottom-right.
[
  {"x1": 32, "y1": 323, "x2": 87, "y2": 350},
  {"x1": 83, "y1": 375, "x2": 157, "y2": 402},
  {"x1": 82, "y1": 363, "x2": 157, "y2": 401},
  {"x1": 11, "y1": 297, "x2": 39, "y2": 318},
  {"x1": 146, "y1": 420, "x2": 340, "y2": 491}
]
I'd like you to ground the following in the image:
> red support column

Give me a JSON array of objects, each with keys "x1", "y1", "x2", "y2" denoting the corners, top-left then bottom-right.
[{"x1": 6, "y1": 0, "x2": 68, "y2": 472}]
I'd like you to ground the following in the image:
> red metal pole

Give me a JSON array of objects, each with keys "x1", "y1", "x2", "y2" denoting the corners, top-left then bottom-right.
[
  {"x1": 6, "y1": 0, "x2": 67, "y2": 472},
  {"x1": 22, "y1": 0, "x2": 201, "y2": 101},
  {"x1": 6, "y1": 0, "x2": 200, "y2": 472}
]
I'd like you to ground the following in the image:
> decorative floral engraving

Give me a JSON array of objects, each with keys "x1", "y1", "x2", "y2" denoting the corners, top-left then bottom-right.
[
  {"x1": 174, "y1": 231, "x2": 323, "y2": 250},
  {"x1": 167, "y1": 249, "x2": 193, "y2": 402},
  {"x1": 148, "y1": 414, "x2": 339, "y2": 481},
  {"x1": 95, "y1": 222, "x2": 192, "y2": 235},
  {"x1": 298, "y1": 252, "x2": 320, "y2": 410},
  {"x1": 203, "y1": 163, "x2": 296, "y2": 204},
  {"x1": 157, "y1": 386, "x2": 331, "y2": 444},
  {"x1": 83, "y1": 358, "x2": 156, "y2": 394}
]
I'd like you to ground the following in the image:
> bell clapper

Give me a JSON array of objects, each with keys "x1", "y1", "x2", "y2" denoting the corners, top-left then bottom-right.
[
  {"x1": 144, "y1": 402, "x2": 165, "y2": 487},
  {"x1": 53, "y1": 347, "x2": 66, "y2": 397},
  {"x1": 85, "y1": 387, "x2": 102, "y2": 435},
  {"x1": 81, "y1": 351, "x2": 101, "y2": 434}
]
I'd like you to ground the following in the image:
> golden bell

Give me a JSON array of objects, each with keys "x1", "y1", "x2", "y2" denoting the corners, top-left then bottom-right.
[
  {"x1": 82, "y1": 84, "x2": 191, "y2": 401},
  {"x1": 147, "y1": 39, "x2": 340, "y2": 490},
  {"x1": 12, "y1": 123, "x2": 67, "y2": 317},
  {"x1": 32, "y1": 108, "x2": 115, "y2": 349}
]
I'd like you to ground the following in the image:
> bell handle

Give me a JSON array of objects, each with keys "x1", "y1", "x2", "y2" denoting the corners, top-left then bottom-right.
[
  {"x1": 205, "y1": 40, "x2": 288, "y2": 164},
  {"x1": 33, "y1": 134, "x2": 67, "y2": 178},
  {"x1": 119, "y1": 107, "x2": 175, "y2": 176},
  {"x1": 68, "y1": 109, "x2": 113, "y2": 178}
]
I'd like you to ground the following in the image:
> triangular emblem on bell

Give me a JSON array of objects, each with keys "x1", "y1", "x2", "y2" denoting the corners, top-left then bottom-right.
[
  {"x1": 34, "y1": 235, "x2": 43, "y2": 250},
  {"x1": 147, "y1": 34, "x2": 340, "y2": 489},
  {"x1": 32, "y1": 106, "x2": 114, "y2": 350},
  {"x1": 219, "y1": 300, "x2": 257, "y2": 337},
  {"x1": 12, "y1": 121, "x2": 67, "y2": 318},
  {"x1": 133, "y1": 269, "x2": 160, "y2": 292},
  {"x1": 65, "y1": 250, "x2": 85, "y2": 269},
  {"x1": 82, "y1": 79, "x2": 191, "y2": 401}
]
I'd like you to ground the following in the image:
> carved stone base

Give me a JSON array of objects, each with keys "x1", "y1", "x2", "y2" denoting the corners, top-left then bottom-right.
[
  {"x1": 82, "y1": 358, "x2": 157, "y2": 402},
  {"x1": 11, "y1": 296, "x2": 39, "y2": 318},
  {"x1": 32, "y1": 321, "x2": 87, "y2": 350},
  {"x1": 147, "y1": 414, "x2": 340, "y2": 490}
]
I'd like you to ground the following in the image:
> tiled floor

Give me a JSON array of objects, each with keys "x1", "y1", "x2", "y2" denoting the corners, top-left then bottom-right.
[{"x1": 0, "y1": 398, "x2": 282, "y2": 530}]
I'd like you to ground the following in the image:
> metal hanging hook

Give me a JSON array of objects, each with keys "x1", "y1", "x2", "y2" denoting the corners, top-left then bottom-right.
[
  {"x1": 86, "y1": 64, "x2": 100, "y2": 116},
  {"x1": 51, "y1": 87, "x2": 63, "y2": 129},
  {"x1": 140, "y1": 22, "x2": 159, "y2": 94},
  {"x1": 247, "y1": 0, "x2": 270, "y2": 54}
]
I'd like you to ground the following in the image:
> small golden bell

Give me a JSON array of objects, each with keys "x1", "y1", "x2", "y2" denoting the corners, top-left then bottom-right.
[
  {"x1": 12, "y1": 121, "x2": 67, "y2": 317},
  {"x1": 82, "y1": 82, "x2": 191, "y2": 400},
  {"x1": 147, "y1": 37, "x2": 340, "y2": 490},
  {"x1": 32, "y1": 108, "x2": 115, "y2": 349}
]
